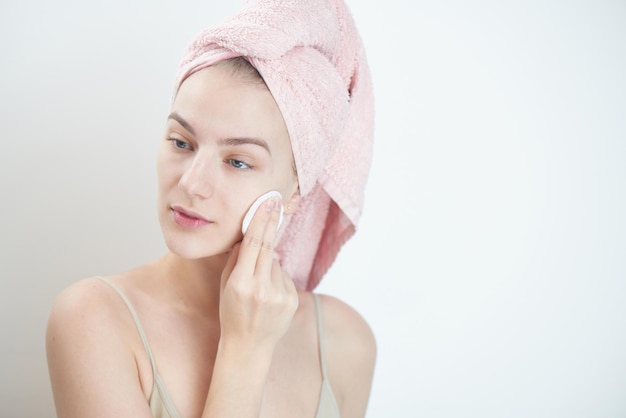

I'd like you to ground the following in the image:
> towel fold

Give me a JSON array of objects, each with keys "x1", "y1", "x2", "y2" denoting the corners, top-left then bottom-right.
[{"x1": 175, "y1": 0, "x2": 374, "y2": 290}]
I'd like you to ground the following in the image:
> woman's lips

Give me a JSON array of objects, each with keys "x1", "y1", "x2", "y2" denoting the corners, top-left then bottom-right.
[{"x1": 171, "y1": 206, "x2": 212, "y2": 229}]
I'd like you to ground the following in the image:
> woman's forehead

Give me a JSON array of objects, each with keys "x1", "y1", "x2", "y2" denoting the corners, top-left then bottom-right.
[
  {"x1": 173, "y1": 66, "x2": 288, "y2": 138},
  {"x1": 170, "y1": 66, "x2": 295, "y2": 166}
]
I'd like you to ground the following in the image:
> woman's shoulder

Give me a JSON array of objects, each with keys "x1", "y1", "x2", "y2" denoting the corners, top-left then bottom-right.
[
  {"x1": 48, "y1": 263, "x2": 153, "y2": 321},
  {"x1": 46, "y1": 275, "x2": 154, "y2": 415},
  {"x1": 314, "y1": 293, "x2": 376, "y2": 417},
  {"x1": 48, "y1": 276, "x2": 124, "y2": 326},
  {"x1": 46, "y1": 275, "x2": 141, "y2": 360},
  {"x1": 49, "y1": 271, "x2": 146, "y2": 316},
  {"x1": 47, "y1": 269, "x2": 153, "y2": 353},
  {"x1": 314, "y1": 293, "x2": 376, "y2": 355}
]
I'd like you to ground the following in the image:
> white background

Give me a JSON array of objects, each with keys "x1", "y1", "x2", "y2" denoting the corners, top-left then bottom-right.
[{"x1": 1, "y1": 1, "x2": 625, "y2": 417}]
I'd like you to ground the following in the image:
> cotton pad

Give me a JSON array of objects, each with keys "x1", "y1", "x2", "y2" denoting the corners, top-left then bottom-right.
[{"x1": 241, "y1": 190, "x2": 284, "y2": 234}]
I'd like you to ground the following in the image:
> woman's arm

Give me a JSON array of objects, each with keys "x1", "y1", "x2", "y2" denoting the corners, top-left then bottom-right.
[{"x1": 46, "y1": 280, "x2": 155, "y2": 418}]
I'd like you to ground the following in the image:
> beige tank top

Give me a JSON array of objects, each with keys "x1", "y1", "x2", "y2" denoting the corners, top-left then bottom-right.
[{"x1": 99, "y1": 277, "x2": 341, "y2": 418}]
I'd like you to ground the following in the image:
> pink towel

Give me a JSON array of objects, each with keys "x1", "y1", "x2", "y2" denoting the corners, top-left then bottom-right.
[{"x1": 175, "y1": 0, "x2": 374, "y2": 290}]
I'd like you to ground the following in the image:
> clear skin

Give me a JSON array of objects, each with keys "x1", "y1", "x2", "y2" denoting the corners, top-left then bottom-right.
[{"x1": 46, "y1": 64, "x2": 376, "y2": 418}]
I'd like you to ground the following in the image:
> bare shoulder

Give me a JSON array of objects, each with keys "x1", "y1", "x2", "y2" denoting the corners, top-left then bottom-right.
[
  {"x1": 315, "y1": 294, "x2": 376, "y2": 418},
  {"x1": 46, "y1": 276, "x2": 140, "y2": 377},
  {"x1": 47, "y1": 276, "x2": 132, "y2": 340},
  {"x1": 46, "y1": 277, "x2": 152, "y2": 417},
  {"x1": 315, "y1": 294, "x2": 376, "y2": 354},
  {"x1": 47, "y1": 277, "x2": 124, "y2": 337}
]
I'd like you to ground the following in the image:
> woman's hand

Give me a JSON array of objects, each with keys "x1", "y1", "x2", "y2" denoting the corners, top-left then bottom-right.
[
  {"x1": 202, "y1": 196, "x2": 298, "y2": 417},
  {"x1": 218, "y1": 196, "x2": 299, "y2": 352}
]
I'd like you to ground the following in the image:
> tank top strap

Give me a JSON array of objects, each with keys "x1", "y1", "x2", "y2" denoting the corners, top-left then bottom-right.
[
  {"x1": 97, "y1": 277, "x2": 158, "y2": 377},
  {"x1": 313, "y1": 293, "x2": 330, "y2": 379}
]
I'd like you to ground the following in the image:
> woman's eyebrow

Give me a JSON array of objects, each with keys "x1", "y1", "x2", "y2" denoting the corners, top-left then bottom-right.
[
  {"x1": 218, "y1": 137, "x2": 271, "y2": 155},
  {"x1": 168, "y1": 111, "x2": 271, "y2": 154},
  {"x1": 167, "y1": 112, "x2": 195, "y2": 135}
]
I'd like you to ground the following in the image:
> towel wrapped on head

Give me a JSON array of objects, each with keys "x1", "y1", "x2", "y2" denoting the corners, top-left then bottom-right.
[{"x1": 175, "y1": 0, "x2": 374, "y2": 291}]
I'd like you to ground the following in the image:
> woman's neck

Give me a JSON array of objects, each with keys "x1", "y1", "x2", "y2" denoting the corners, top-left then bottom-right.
[{"x1": 154, "y1": 251, "x2": 230, "y2": 317}]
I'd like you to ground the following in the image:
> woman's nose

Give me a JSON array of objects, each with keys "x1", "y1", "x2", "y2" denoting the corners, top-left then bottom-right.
[{"x1": 178, "y1": 154, "x2": 215, "y2": 198}]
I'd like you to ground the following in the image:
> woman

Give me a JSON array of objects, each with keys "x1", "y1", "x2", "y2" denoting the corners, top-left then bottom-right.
[{"x1": 46, "y1": 1, "x2": 375, "y2": 417}]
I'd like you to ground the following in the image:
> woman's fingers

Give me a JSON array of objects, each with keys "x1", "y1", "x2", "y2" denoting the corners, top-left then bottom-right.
[
  {"x1": 236, "y1": 196, "x2": 282, "y2": 276},
  {"x1": 270, "y1": 260, "x2": 284, "y2": 290},
  {"x1": 218, "y1": 195, "x2": 297, "y2": 350},
  {"x1": 255, "y1": 198, "x2": 282, "y2": 276},
  {"x1": 282, "y1": 267, "x2": 297, "y2": 295}
]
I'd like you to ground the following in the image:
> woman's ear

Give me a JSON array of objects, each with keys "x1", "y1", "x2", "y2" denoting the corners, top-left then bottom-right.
[{"x1": 284, "y1": 187, "x2": 301, "y2": 215}]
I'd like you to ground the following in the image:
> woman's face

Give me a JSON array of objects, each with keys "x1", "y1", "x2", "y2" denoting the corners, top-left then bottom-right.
[{"x1": 156, "y1": 64, "x2": 298, "y2": 259}]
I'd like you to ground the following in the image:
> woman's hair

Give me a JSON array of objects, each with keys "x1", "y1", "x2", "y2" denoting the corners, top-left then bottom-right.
[{"x1": 213, "y1": 56, "x2": 266, "y2": 85}]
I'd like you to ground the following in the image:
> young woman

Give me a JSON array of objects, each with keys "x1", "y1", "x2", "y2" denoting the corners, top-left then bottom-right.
[{"x1": 46, "y1": 1, "x2": 375, "y2": 417}]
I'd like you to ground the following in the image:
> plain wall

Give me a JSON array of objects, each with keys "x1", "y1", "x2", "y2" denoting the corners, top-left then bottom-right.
[{"x1": 1, "y1": 1, "x2": 625, "y2": 417}]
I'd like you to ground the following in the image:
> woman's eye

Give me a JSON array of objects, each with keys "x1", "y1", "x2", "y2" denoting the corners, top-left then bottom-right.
[
  {"x1": 168, "y1": 138, "x2": 191, "y2": 150},
  {"x1": 227, "y1": 159, "x2": 251, "y2": 170}
]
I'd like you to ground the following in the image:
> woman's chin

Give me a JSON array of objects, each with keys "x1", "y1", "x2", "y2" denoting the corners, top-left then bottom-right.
[{"x1": 161, "y1": 230, "x2": 240, "y2": 260}]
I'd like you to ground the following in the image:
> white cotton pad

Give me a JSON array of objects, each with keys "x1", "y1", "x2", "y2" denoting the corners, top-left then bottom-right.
[{"x1": 241, "y1": 190, "x2": 284, "y2": 234}]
